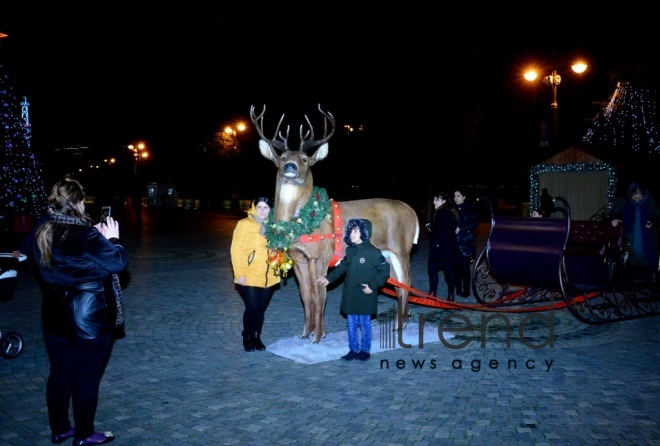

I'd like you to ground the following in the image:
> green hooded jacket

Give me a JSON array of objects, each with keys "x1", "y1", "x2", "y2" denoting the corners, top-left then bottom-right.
[{"x1": 325, "y1": 219, "x2": 390, "y2": 315}]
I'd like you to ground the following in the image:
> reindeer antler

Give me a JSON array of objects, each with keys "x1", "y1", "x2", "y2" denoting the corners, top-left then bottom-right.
[
  {"x1": 250, "y1": 105, "x2": 289, "y2": 151},
  {"x1": 299, "y1": 104, "x2": 336, "y2": 152}
]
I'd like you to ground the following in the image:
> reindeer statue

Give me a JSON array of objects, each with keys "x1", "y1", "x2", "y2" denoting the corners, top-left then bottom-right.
[{"x1": 250, "y1": 104, "x2": 419, "y2": 344}]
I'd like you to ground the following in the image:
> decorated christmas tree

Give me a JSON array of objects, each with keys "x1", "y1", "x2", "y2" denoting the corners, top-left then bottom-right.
[
  {"x1": 1, "y1": 63, "x2": 49, "y2": 220},
  {"x1": 583, "y1": 81, "x2": 660, "y2": 155}
]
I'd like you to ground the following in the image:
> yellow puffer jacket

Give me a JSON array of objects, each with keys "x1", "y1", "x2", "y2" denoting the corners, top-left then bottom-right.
[{"x1": 230, "y1": 211, "x2": 281, "y2": 288}]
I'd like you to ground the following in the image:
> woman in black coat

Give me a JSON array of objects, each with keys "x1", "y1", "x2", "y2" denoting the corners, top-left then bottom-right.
[
  {"x1": 427, "y1": 191, "x2": 462, "y2": 301},
  {"x1": 33, "y1": 179, "x2": 129, "y2": 446},
  {"x1": 454, "y1": 188, "x2": 479, "y2": 298},
  {"x1": 610, "y1": 181, "x2": 660, "y2": 284}
]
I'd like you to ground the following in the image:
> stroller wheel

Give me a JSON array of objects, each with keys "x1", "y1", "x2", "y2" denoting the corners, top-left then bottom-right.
[{"x1": 1, "y1": 332, "x2": 24, "y2": 358}]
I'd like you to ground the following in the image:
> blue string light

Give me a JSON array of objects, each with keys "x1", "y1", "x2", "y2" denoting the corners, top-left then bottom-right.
[{"x1": 529, "y1": 162, "x2": 617, "y2": 216}]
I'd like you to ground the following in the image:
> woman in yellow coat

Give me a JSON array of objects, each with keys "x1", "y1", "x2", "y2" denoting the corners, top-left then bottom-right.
[{"x1": 230, "y1": 197, "x2": 280, "y2": 351}]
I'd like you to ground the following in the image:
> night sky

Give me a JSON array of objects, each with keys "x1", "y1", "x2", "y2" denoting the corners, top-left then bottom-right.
[{"x1": 1, "y1": 5, "x2": 656, "y2": 201}]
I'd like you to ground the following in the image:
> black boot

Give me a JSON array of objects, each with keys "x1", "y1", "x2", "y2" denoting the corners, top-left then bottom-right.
[
  {"x1": 447, "y1": 292, "x2": 454, "y2": 302},
  {"x1": 460, "y1": 283, "x2": 470, "y2": 297},
  {"x1": 242, "y1": 331, "x2": 255, "y2": 352},
  {"x1": 253, "y1": 331, "x2": 266, "y2": 351}
]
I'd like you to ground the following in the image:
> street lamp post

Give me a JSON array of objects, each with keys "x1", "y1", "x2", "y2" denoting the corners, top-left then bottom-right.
[
  {"x1": 223, "y1": 122, "x2": 246, "y2": 151},
  {"x1": 524, "y1": 61, "x2": 587, "y2": 147},
  {"x1": 127, "y1": 142, "x2": 148, "y2": 174},
  {"x1": 545, "y1": 70, "x2": 561, "y2": 143},
  {"x1": 126, "y1": 142, "x2": 148, "y2": 229}
]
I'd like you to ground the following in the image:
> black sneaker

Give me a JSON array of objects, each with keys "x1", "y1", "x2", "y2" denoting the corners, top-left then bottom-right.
[
  {"x1": 341, "y1": 350, "x2": 360, "y2": 361},
  {"x1": 357, "y1": 351, "x2": 371, "y2": 361}
]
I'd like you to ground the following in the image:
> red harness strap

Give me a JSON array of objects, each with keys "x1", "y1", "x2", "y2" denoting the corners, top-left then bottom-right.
[{"x1": 298, "y1": 199, "x2": 344, "y2": 267}]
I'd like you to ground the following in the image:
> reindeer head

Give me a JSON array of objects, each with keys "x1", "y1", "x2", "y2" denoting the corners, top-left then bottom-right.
[{"x1": 249, "y1": 104, "x2": 336, "y2": 188}]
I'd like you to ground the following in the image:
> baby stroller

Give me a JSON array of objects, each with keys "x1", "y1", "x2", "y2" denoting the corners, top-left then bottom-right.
[{"x1": 0, "y1": 252, "x2": 26, "y2": 358}]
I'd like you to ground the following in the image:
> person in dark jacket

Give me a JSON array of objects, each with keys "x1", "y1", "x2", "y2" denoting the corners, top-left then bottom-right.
[
  {"x1": 539, "y1": 188, "x2": 555, "y2": 218},
  {"x1": 33, "y1": 179, "x2": 129, "y2": 446},
  {"x1": 610, "y1": 181, "x2": 660, "y2": 285},
  {"x1": 453, "y1": 188, "x2": 479, "y2": 298},
  {"x1": 427, "y1": 192, "x2": 462, "y2": 301},
  {"x1": 317, "y1": 219, "x2": 390, "y2": 361}
]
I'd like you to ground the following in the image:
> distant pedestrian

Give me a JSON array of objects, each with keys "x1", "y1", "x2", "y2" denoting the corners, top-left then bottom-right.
[
  {"x1": 610, "y1": 181, "x2": 660, "y2": 285},
  {"x1": 539, "y1": 188, "x2": 554, "y2": 218},
  {"x1": 453, "y1": 188, "x2": 479, "y2": 298},
  {"x1": 317, "y1": 218, "x2": 390, "y2": 361},
  {"x1": 426, "y1": 191, "x2": 462, "y2": 301}
]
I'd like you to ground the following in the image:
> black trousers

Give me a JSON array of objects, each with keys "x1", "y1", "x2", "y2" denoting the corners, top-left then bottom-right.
[
  {"x1": 427, "y1": 260, "x2": 457, "y2": 295},
  {"x1": 44, "y1": 332, "x2": 112, "y2": 439},
  {"x1": 456, "y1": 255, "x2": 472, "y2": 294},
  {"x1": 238, "y1": 284, "x2": 277, "y2": 334}
]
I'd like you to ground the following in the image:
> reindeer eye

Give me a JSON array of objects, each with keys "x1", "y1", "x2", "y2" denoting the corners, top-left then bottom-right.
[
  {"x1": 301, "y1": 157, "x2": 307, "y2": 163},
  {"x1": 280, "y1": 155, "x2": 287, "y2": 162}
]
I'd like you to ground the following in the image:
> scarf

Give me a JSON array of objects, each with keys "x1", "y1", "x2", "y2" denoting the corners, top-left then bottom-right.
[
  {"x1": 109, "y1": 270, "x2": 125, "y2": 333},
  {"x1": 252, "y1": 213, "x2": 267, "y2": 236},
  {"x1": 49, "y1": 213, "x2": 86, "y2": 225},
  {"x1": 49, "y1": 213, "x2": 125, "y2": 331}
]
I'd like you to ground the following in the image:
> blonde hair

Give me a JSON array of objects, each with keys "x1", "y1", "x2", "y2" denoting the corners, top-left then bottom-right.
[{"x1": 34, "y1": 179, "x2": 94, "y2": 267}]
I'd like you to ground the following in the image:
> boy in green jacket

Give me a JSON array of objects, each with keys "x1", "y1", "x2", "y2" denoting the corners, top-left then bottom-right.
[{"x1": 317, "y1": 218, "x2": 390, "y2": 361}]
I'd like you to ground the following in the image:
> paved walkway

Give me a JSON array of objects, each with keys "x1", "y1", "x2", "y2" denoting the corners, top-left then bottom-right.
[{"x1": 1, "y1": 205, "x2": 659, "y2": 445}]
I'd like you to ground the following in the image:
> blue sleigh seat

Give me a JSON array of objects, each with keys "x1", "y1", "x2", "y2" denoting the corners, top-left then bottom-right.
[{"x1": 487, "y1": 216, "x2": 569, "y2": 291}]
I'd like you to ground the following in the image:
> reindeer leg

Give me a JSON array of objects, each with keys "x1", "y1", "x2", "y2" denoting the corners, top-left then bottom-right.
[
  {"x1": 314, "y1": 291, "x2": 327, "y2": 343},
  {"x1": 307, "y1": 258, "x2": 327, "y2": 344},
  {"x1": 294, "y1": 263, "x2": 315, "y2": 339},
  {"x1": 389, "y1": 253, "x2": 411, "y2": 331}
]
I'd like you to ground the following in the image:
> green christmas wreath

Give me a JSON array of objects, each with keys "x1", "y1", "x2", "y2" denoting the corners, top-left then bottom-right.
[{"x1": 264, "y1": 186, "x2": 332, "y2": 251}]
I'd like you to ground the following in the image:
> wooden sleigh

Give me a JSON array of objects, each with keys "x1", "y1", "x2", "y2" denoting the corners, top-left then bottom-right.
[
  {"x1": 469, "y1": 196, "x2": 660, "y2": 324},
  {"x1": 383, "y1": 196, "x2": 660, "y2": 324}
]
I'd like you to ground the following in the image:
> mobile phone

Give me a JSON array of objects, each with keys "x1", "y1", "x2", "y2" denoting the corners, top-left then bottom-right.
[{"x1": 101, "y1": 206, "x2": 111, "y2": 223}]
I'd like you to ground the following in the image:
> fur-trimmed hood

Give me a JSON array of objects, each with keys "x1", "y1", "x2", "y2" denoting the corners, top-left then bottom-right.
[
  {"x1": 343, "y1": 218, "x2": 373, "y2": 245},
  {"x1": 627, "y1": 182, "x2": 650, "y2": 206}
]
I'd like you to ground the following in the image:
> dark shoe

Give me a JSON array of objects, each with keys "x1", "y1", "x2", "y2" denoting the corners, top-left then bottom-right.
[
  {"x1": 73, "y1": 431, "x2": 115, "y2": 445},
  {"x1": 242, "y1": 331, "x2": 256, "y2": 352},
  {"x1": 447, "y1": 292, "x2": 454, "y2": 302},
  {"x1": 253, "y1": 332, "x2": 266, "y2": 351},
  {"x1": 428, "y1": 290, "x2": 436, "y2": 297},
  {"x1": 357, "y1": 351, "x2": 371, "y2": 361},
  {"x1": 460, "y1": 291, "x2": 470, "y2": 298},
  {"x1": 341, "y1": 350, "x2": 360, "y2": 361},
  {"x1": 51, "y1": 428, "x2": 75, "y2": 444}
]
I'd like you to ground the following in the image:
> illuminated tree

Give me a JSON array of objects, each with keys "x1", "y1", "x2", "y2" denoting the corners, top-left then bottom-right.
[
  {"x1": 0, "y1": 63, "x2": 48, "y2": 218},
  {"x1": 583, "y1": 81, "x2": 659, "y2": 155}
]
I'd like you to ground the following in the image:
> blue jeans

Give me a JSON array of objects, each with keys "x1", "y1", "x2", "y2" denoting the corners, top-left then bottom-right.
[{"x1": 346, "y1": 314, "x2": 372, "y2": 353}]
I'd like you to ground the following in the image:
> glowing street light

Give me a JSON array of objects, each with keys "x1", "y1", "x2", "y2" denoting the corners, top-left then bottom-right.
[
  {"x1": 524, "y1": 60, "x2": 588, "y2": 147},
  {"x1": 223, "y1": 122, "x2": 246, "y2": 151},
  {"x1": 127, "y1": 142, "x2": 148, "y2": 174}
]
